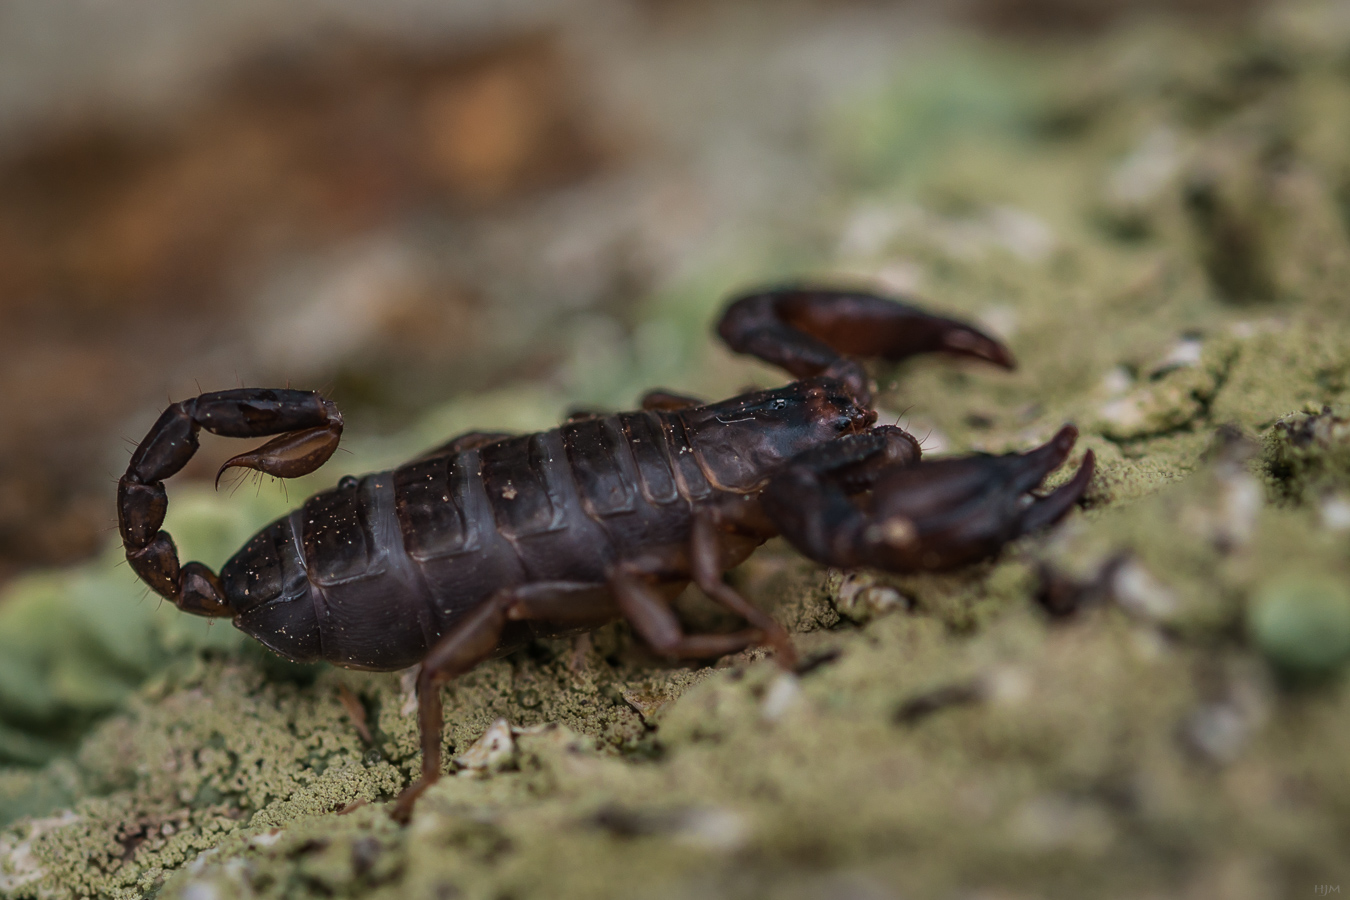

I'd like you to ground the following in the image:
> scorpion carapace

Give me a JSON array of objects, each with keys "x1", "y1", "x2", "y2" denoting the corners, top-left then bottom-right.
[{"x1": 116, "y1": 285, "x2": 1095, "y2": 821}]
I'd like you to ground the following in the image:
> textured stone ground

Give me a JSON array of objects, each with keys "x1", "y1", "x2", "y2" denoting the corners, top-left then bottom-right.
[{"x1": 5, "y1": 4, "x2": 1350, "y2": 898}]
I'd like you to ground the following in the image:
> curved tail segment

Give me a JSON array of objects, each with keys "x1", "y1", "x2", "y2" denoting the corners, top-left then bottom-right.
[
  {"x1": 716, "y1": 286, "x2": 1016, "y2": 405},
  {"x1": 760, "y1": 425, "x2": 1094, "y2": 573},
  {"x1": 117, "y1": 388, "x2": 343, "y2": 617}
]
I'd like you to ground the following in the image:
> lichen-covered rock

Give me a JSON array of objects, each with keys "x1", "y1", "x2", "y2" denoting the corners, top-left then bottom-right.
[
  {"x1": 7, "y1": 4, "x2": 1350, "y2": 898},
  {"x1": 1264, "y1": 405, "x2": 1350, "y2": 502}
]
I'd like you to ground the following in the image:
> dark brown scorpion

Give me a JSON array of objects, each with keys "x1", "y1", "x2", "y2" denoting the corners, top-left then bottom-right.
[{"x1": 117, "y1": 286, "x2": 1095, "y2": 820}]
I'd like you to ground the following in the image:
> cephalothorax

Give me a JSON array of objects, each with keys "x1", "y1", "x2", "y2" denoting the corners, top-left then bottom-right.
[{"x1": 118, "y1": 286, "x2": 1094, "y2": 819}]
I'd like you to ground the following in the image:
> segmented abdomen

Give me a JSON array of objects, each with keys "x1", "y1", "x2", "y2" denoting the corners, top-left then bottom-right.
[{"x1": 223, "y1": 410, "x2": 711, "y2": 670}]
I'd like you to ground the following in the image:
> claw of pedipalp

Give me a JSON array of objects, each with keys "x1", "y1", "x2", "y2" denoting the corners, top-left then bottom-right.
[
  {"x1": 1019, "y1": 449, "x2": 1096, "y2": 534},
  {"x1": 941, "y1": 327, "x2": 1017, "y2": 370},
  {"x1": 1032, "y1": 424, "x2": 1079, "y2": 466},
  {"x1": 1058, "y1": 449, "x2": 1095, "y2": 498}
]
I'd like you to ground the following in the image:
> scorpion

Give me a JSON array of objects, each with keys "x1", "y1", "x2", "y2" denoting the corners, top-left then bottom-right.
[{"x1": 117, "y1": 286, "x2": 1095, "y2": 820}]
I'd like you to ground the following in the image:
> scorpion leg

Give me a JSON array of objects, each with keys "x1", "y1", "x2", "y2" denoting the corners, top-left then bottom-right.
[
  {"x1": 761, "y1": 425, "x2": 1094, "y2": 572},
  {"x1": 118, "y1": 389, "x2": 342, "y2": 615},
  {"x1": 718, "y1": 286, "x2": 1014, "y2": 403},
  {"x1": 611, "y1": 568, "x2": 762, "y2": 660},
  {"x1": 690, "y1": 507, "x2": 797, "y2": 667},
  {"x1": 393, "y1": 581, "x2": 615, "y2": 822}
]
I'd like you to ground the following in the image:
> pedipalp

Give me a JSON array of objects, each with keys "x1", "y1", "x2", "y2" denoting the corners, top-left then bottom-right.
[
  {"x1": 760, "y1": 425, "x2": 1095, "y2": 572},
  {"x1": 718, "y1": 285, "x2": 1015, "y2": 404}
]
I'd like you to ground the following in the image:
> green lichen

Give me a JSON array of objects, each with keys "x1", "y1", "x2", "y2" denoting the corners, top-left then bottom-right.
[
  {"x1": 1263, "y1": 404, "x2": 1350, "y2": 501},
  {"x1": 1249, "y1": 574, "x2": 1350, "y2": 679},
  {"x1": 8, "y1": 3, "x2": 1350, "y2": 897}
]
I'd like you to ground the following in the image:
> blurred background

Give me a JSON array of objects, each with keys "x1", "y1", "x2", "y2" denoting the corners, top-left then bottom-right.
[{"x1": 0, "y1": 0, "x2": 1270, "y2": 588}]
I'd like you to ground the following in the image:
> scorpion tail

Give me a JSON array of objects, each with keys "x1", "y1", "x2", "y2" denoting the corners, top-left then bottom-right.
[
  {"x1": 716, "y1": 285, "x2": 1014, "y2": 404},
  {"x1": 118, "y1": 388, "x2": 343, "y2": 617}
]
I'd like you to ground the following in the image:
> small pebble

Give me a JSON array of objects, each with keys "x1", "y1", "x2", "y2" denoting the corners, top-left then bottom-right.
[
  {"x1": 834, "y1": 572, "x2": 908, "y2": 624},
  {"x1": 1248, "y1": 575, "x2": 1350, "y2": 678},
  {"x1": 983, "y1": 665, "x2": 1031, "y2": 707},
  {"x1": 248, "y1": 829, "x2": 283, "y2": 848},
  {"x1": 592, "y1": 805, "x2": 749, "y2": 851},
  {"x1": 1181, "y1": 702, "x2": 1250, "y2": 763},
  {"x1": 622, "y1": 688, "x2": 672, "y2": 725},
  {"x1": 672, "y1": 807, "x2": 749, "y2": 852},
  {"x1": 1009, "y1": 794, "x2": 1115, "y2": 853},
  {"x1": 454, "y1": 718, "x2": 516, "y2": 776},
  {"x1": 1319, "y1": 494, "x2": 1350, "y2": 531},
  {"x1": 760, "y1": 673, "x2": 802, "y2": 722},
  {"x1": 1149, "y1": 336, "x2": 1203, "y2": 376},
  {"x1": 1105, "y1": 126, "x2": 1180, "y2": 205},
  {"x1": 398, "y1": 668, "x2": 419, "y2": 717},
  {"x1": 1216, "y1": 470, "x2": 1261, "y2": 549},
  {"x1": 1111, "y1": 560, "x2": 1177, "y2": 621},
  {"x1": 1100, "y1": 366, "x2": 1132, "y2": 396}
]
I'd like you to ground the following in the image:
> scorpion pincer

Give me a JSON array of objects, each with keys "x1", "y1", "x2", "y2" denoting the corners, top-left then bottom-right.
[{"x1": 116, "y1": 285, "x2": 1095, "y2": 821}]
